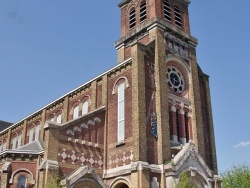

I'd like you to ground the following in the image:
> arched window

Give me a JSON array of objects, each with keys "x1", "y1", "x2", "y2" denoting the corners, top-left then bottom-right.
[
  {"x1": 163, "y1": 0, "x2": 171, "y2": 21},
  {"x1": 174, "y1": 6, "x2": 182, "y2": 28},
  {"x1": 17, "y1": 134, "x2": 22, "y2": 148},
  {"x1": 2, "y1": 141, "x2": 7, "y2": 151},
  {"x1": 12, "y1": 133, "x2": 22, "y2": 149},
  {"x1": 140, "y1": 1, "x2": 147, "y2": 22},
  {"x1": 129, "y1": 8, "x2": 136, "y2": 29},
  {"x1": 29, "y1": 128, "x2": 34, "y2": 143},
  {"x1": 35, "y1": 126, "x2": 40, "y2": 141},
  {"x1": 49, "y1": 114, "x2": 55, "y2": 122},
  {"x1": 82, "y1": 101, "x2": 88, "y2": 115},
  {"x1": 12, "y1": 136, "x2": 17, "y2": 149},
  {"x1": 73, "y1": 105, "x2": 79, "y2": 119},
  {"x1": 56, "y1": 114, "x2": 62, "y2": 124},
  {"x1": 117, "y1": 83, "x2": 125, "y2": 142},
  {"x1": 17, "y1": 175, "x2": 27, "y2": 188}
]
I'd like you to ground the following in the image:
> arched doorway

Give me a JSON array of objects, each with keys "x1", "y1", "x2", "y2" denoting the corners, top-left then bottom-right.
[
  {"x1": 73, "y1": 178, "x2": 102, "y2": 188},
  {"x1": 114, "y1": 183, "x2": 129, "y2": 188}
]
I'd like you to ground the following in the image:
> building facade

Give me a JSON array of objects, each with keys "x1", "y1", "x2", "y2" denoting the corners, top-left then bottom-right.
[{"x1": 0, "y1": 0, "x2": 221, "y2": 187}]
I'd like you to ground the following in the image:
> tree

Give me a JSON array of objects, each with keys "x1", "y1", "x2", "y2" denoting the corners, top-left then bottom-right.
[
  {"x1": 221, "y1": 163, "x2": 250, "y2": 188},
  {"x1": 175, "y1": 172, "x2": 197, "y2": 188}
]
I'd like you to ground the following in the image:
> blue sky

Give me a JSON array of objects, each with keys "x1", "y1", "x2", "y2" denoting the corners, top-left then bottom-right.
[{"x1": 0, "y1": 1, "x2": 249, "y2": 173}]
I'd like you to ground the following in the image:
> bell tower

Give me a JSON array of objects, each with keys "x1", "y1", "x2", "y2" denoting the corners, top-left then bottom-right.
[{"x1": 114, "y1": 0, "x2": 219, "y2": 187}]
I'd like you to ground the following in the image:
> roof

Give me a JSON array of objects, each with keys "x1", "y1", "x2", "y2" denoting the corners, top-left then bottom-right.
[
  {"x1": 0, "y1": 140, "x2": 44, "y2": 156},
  {"x1": 0, "y1": 120, "x2": 12, "y2": 131}
]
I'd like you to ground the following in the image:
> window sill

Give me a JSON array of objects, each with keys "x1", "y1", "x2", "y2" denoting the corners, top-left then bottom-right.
[{"x1": 116, "y1": 140, "x2": 125, "y2": 147}]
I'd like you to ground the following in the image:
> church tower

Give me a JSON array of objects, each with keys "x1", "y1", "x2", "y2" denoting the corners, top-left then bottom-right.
[{"x1": 111, "y1": 0, "x2": 220, "y2": 187}]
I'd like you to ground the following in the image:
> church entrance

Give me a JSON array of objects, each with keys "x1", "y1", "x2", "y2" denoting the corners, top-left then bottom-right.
[
  {"x1": 72, "y1": 178, "x2": 102, "y2": 188},
  {"x1": 113, "y1": 183, "x2": 129, "y2": 188}
]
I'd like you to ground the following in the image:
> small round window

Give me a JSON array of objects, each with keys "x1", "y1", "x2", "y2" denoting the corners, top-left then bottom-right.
[{"x1": 167, "y1": 66, "x2": 185, "y2": 93}]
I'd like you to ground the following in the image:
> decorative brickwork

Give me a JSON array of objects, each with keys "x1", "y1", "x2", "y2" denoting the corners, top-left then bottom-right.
[
  {"x1": 108, "y1": 150, "x2": 134, "y2": 169},
  {"x1": 58, "y1": 148, "x2": 103, "y2": 169}
]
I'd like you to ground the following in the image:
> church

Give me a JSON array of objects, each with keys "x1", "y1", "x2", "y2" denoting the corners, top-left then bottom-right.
[{"x1": 0, "y1": 0, "x2": 221, "y2": 187}]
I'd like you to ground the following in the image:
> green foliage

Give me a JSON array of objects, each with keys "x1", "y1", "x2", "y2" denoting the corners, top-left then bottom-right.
[
  {"x1": 221, "y1": 163, "x2": 250, "y2": 188},
  {"x1": 45, "y1": 173, "x2": 62, "y2": 188},
  {"x1": 175, "y1": 172, "x2": 197, "y2": 188}
]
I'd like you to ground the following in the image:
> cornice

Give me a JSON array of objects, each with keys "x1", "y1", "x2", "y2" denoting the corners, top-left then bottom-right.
[{"x1": 115, "y1": 18, "x2": 198, "y2": 49}]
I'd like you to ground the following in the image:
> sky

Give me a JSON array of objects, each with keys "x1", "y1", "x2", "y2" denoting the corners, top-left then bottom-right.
[{"x1": 0, "y1": 0, "x2": 250, "y2": 173}]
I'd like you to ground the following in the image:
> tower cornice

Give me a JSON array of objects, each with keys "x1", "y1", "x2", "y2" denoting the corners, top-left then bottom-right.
[{"x1": 115, "y1": 18, "x2": 197, "y2": 49}]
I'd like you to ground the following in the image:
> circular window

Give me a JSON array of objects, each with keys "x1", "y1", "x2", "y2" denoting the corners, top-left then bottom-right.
[{"x1": 167, "y1": 66, "x2": 185, "y2": 93}]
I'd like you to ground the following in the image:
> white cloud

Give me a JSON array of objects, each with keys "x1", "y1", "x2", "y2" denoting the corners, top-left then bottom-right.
[{"x1": 234, "y1": 141, "x2": 250, "y2": 148}]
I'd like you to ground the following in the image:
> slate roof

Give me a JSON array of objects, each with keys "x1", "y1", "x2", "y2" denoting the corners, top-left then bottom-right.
[
  {"x1": 0, "y1": 120, "x2": 12, "y2": 131},
  {"x1": 0, "y1": 140, "x2": 44, "y2": 156}
]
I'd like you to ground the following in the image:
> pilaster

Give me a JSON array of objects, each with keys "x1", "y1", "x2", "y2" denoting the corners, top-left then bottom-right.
[
  {"x1": 6, "y1": 129, "x2": 11, "y2": 149},
  {"x1": 1, "y1": 162, "x2": 11, "y2": 188},
  {"x1": 91, "y1": 80, "x2": 97, "y2": 110},
  {"x1": 149, "y1": 26, "x2": 171, "y2": 164},
  {"x1": 63, "y1": 96, "x2": 69, "y2": 123},
  {"x1": 131, "y1": 42, "x2": 147, "y2": 161},
  {"x1": 43, "y1": 123, "x2": 59, "y2": 161},
  {"x1": 21, "y1": 120, "x2": 27, "y2": 146},
  {"x1": 117, "y1": 45, "x2": 125, "y2": 63},
  {"x1": 203, "y1": 75, "x2": 218, "y2": 174},
  {"x1": 102, "y1": 74, "x2": 108, "y2": 171},
  {"x1": 40, "y1": 109, "x2": 46, "y2": 140},
  {"x1": 189, "y1": 45, "x2": 206, "y2": 161}
]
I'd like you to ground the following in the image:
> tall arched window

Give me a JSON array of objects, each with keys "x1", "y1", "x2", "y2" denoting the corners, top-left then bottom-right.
[
  {"x1": 17, "y1": 175, "x2": 27, "y2": 188},
  {"x1": 29, "y1": 128, "x2": 34, "y2": 143},
  {"x1": 140, "y1": 1, "x2": 147, "y2": 22},
  {"x1": 129, "y1": 8, "x2": 136, "y2": 29},
  {"x1": 35, "y1": 126, "x2": 40, "y2": 141},
  {"x1": 56, "y1": 113, "x2": 62, "y2": 124},
  {"x1": 12, "y1": 136, "x2": 17, "y2": 149},
  {"x1": 163, "y1": 0, "x2": 171, "y2": 21},
  {"x1": 12, "y1": 133, "x2": 22, "y2": 149},
  {"x1": 174, "y1": 6, "x2": 182, "y2": 28},
  {"x1": 73, "y1": 105, "x2": 79, "y2": 119},
  {"x1": 2, "y1": 141, "x2": 7, "y2": 151},
  {"x1": 17, "y1": 134, "x2": 22, "y2": 148},
  {"x1": 49, "y1": 114, "x2": 55, "y2": 122},
  {"x1": 117, "y1": 83, "x2": 125, "y2": 142},
  {"x1": 82, "y1": 101, "x2": 88, "y2": 115}
]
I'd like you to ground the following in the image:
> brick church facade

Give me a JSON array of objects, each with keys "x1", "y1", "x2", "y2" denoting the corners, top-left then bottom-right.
[{"x1": 0, "y1": 0, "x2": 221, "y2": 187}]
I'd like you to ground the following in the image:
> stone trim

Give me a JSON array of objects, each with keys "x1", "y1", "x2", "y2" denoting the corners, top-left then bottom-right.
[
  {"x1": 39, "y1": 159, "x2": 59, "y2": 170},
  {"x1": 9, "y1": 168, "x2": 36, "y2": 184},
  {"x1": 104, "y1": 161, "x2": 164, "y2": 179}
]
